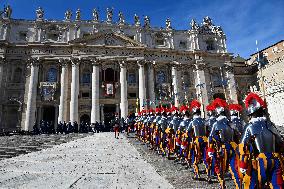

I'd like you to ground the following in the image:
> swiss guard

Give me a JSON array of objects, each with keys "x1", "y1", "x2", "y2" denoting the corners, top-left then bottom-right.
[
  {"x1": 239, "y1": 92, "x2": 284, "y2": 188},
  {"x1": 187, "y1": 99, "x2": 207, "y2": 180},
  {"x1": 228, "y1": 103, "x2": 245, "y2": 143},
  {"x1": 207, "y1": 98, "x2": 235, "y2": 188},
  {"x1": 205, "y1": 104, "x2": 217, "y2": 135}
]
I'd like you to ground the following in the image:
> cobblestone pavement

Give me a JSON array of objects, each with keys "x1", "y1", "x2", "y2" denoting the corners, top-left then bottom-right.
[
  {"x1": 0, "y1": 133, "x2": 92, "y2": 160},
  {"x1": 127, "y1": 134, "x2": 235, "y2": 189},
  {"x1": 0, "y1": 133, "x2": 173, "y2": 189}
]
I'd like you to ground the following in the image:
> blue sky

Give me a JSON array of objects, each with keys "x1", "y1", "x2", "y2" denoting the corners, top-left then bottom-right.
[{"x1": 1, "y1": 0, "x2": 283, "y2": 58}]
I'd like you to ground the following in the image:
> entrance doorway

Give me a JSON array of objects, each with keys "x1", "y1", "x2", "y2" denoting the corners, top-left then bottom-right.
[
  {"x1": 213, "y1": 93, "x2": 226, "y2": 100},
  {"x1": 42, "y1": 106, "x2": 56, "y2": 126},
  {"x1": 103, "y1": 104, "x2": 116, "y2": 131},
  {"x1": 80, "y1": 114, "x2": 90, "y2": 124}
]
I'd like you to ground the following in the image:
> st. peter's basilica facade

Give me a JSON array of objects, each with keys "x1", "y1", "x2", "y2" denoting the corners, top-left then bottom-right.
[{"x1": 0, "y1": 7, "x2": 238, "y2": 131}]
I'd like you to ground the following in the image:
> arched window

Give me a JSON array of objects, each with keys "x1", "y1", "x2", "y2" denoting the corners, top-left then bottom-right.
[
  {"x1": 206, "y1": 39, "x2": 215, "y2": 51},
  {"x1": 81, "y1": 69, "x2": 91, "y2": 84},
  {"x1": 46, "y1": 68, "x2": 57, "y2": 82},
  {"x1": 13, "y1": 68, "x2": 22, "y2": 83}
]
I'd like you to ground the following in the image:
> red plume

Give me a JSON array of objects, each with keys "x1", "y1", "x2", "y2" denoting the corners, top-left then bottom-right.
[
  {"x1": 171, "y1": 106, "x2": 178, "y2": 112},
  {"x1": 180, "y1": 105, "x2": 189, "y2": 112},
  {"x1": 155, "y1": 107, "x2": 161, "y2": 113},
  {"x1": 190, "y1": 100, "x2": 201, "y2": 112},
  {"x1": 212, "y1": 98, "x2": 227, "y2": 108},
  {"x1": 245, "y1": 92, "x2": 266, "y2": 109},
  {"x1": 228, "y1": 104, "x2": 243, "y2": 112},
  {"x1": 206, "y1": 104, "x2": 215, "y2": 112}
]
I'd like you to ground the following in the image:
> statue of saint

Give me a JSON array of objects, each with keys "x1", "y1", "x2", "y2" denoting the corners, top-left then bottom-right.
[
  {"x1": 134, "y1": 14, "x2": 140, "y2": 26},
  {"x1": 118, "y1": 11, "x2": 125, "y2": 24},
  {"x1": 75, "y1": 9, "x2": 81, "y2": 21},
  {"x1": 166, "y1": 18, "x2": 172, "y2": 30},
  {"x1": 203, "y1": 16, "x2": 212, "y2": 26},
  {"x1": 190, "y1": 19, "x2": 199, "y2": 30},
  {"x1": 4, "y1": 5, "x2": 12, "y2": 19},
  {"x1": 106, "y1": 8, "x2": 113, "y2": 23},
  {"x1": 36, "y1": 7, "x2": 44, "y2": 20},
  {"x1": 64, "y1": 10, "x2": 72, "y2": 21},
  {"x1": 144, "y1": 16, "x2": 150, "y2": 28},
  {"x1": 92, "y1": 8, "x2": 99, "y2": 22}
]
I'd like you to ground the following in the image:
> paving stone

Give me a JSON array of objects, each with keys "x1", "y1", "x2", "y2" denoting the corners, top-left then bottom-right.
[
  {"x1": 127, "y1": 133, "x2": 235, "y2": 189},
  {"x1": 0, "y1": 133, "x2": 173, "y2": 189}
]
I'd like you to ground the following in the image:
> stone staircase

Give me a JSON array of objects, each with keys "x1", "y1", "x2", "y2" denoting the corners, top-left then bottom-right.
[{"x1": 0, "y1": 133, "x2": 93, "y2": 160}]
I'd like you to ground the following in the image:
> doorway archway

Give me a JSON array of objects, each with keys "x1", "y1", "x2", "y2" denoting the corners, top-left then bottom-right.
[
  {"x1": 213, "y1": 93, "x2": 226, "y2": 100},
  {"x1": 80, "y1": 114, "x2": 90, "y2": 124}
]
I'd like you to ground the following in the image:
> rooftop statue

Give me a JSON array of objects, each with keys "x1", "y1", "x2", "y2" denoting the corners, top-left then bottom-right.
[
  {"x1": 165, "y1": 18, "x2": 172, "y2": 30},
  {"x1": 144, "y1": 16, "x2": 150, "y2": 28},
  {"x1": 118, "y1": 11, "x2": 125, "y2": 25},
  {"x1": 134, "y1": 14, "x2": 140, "y2": 26},
  {"x1": 75, "y1": 9, "x2": 81, "y2": 21},
  {"x1": 190, "y1": 19, "x2": 199, "y2": 31},
  {"x1": 92, "y1": 8, "x2": 99, "y2": 22},
  {"x1": 106, "y1": 8, "x2": 113, "y2": 23},
  {"x1": 36, "y1": 7, "x2": 44, "y2": 21},
  {"x1": 64, "y1": 10, "x2": 72, "y2": 21},
  {"x1": 3, "y1": 5, "x2": 12, "y2": 19},
  {"x1": 203, "y1": 16, "x2": 213, "y2": 26}
]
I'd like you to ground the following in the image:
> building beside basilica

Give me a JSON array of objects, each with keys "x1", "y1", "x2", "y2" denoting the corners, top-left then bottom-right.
[
  {"x1": 0, "y1": 6, "x2": 239, "y2": 132},
  {"x1": 247, "y1": 40, "x2": 284, "y2": 127}
]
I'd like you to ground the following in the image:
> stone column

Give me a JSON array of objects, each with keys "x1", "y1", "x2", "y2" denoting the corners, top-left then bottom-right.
[
  {"x1": 147, "y1": 62, "x2": 155, "y2": 108},
  {"x1": 24, "y1": 59, "x2": 39, "y2": 131},
  {"x1": 119, "y1": 61, "x2": 128, "y2": 119},
  {"x1": 91, "y1": 60, "x2": 100, "y2": 124},
  {"x1": 70, "y1": 59, "x2": 80, "y2": 124},
  {"x1": 224, "y1": 65, "x2": 238, "y2": 103},
  {"x1": 100, "y1": 104, "x2": 104, "y2": 123},
  {"x1": 54, "y1": 106, "x2": 58, "y2": 130},
  {"x1": 194, "y1": 63, "x2": 210, "y2": 117},
  {"x1": 58, "y1": 60, "x2": 69, "y2": 123},
  {"x1": 0, "y1": 58, "x2": 4, "y2": 89},
  {"x1": 172, "y1": 64, "x2": 180, "y2": 107},
  {"x1": 138, "y1": 61, "x2": 146, "y2": 111},
  {"x1": 0, "y1": 58, "x2": 4, "y2": 124}
]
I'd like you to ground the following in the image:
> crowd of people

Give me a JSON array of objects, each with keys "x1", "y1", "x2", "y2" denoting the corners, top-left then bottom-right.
[
  {"x1": 32, "y1": 120, "x2": 109, "y2": 135},
  {"x1": 131, "y1": 92, "x2": 284, "y2": 188}
]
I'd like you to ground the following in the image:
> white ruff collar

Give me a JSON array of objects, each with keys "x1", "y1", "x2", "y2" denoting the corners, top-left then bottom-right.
[
  {"x1": 249, "y1": 117, "x2": 266, "y2": 123},
  {"x1": 193, "y1": 115, "x2": 201, "y2": 119},
  {"x1": 217, "y1": 115, "x2": 227, "y2": 121},
  {"x1": 231, "y1": 115, "x2": 239, "y2": 120}
]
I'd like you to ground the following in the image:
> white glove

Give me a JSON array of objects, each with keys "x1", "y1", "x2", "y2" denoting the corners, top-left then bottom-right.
[
  {"x1": 208, "y1": 152, "x2": 214, "y2": 157},
  {"x1": 240, "y1": 168, "x2": 247, "y2": 174}
]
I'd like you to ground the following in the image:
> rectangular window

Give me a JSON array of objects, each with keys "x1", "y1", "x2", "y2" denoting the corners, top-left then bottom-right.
[
  {"x1": 19, "y1": 32, "x2": 27, "y2": 41},
  {"x1": 179, "y1": 41, "x2": 187, "y2": 49},
  {"x1": 82, "y1": 92, "x2": 90, "y2": 98},
  {"x1": 47, "y1": 33, "x2": 59, "y2": 41},
  {"x1": 128, "y1": 73, "x2": 136, "y2": 84},
  {"x1": 128, "y1": 93, "x2": 136, "y2": 98},
  {"x1": 156, "y1": 39, "x2": 164, "y2": 46}
]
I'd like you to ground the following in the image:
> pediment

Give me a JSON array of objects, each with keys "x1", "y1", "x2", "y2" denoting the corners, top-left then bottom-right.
[{"x1": 69, "y1": 32, "x2": 145, "y2": 47}]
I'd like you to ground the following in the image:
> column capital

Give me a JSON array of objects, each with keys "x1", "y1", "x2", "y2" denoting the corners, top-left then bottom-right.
[
  {"x1": 90, "y1": 59, "x2": 100, "y2": 67},
  {"x1": 58, "y1": 58, "x2": 70, "y2": 67},
  {"x1": 119, "y1": 60, "x2": 127, "y2": 68},
  {"x1": 193, "y1": 63, "x2": 206, "y2": 71},
  {"x1": 137, "y1": 60, "x2": 146, "y2": 67},
  {"x1": 71, "y1": 57, "x2": 80, "y2": 66},
  {"x1": 27, "y1": 57, "x2": 41, "y2": 67}
]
